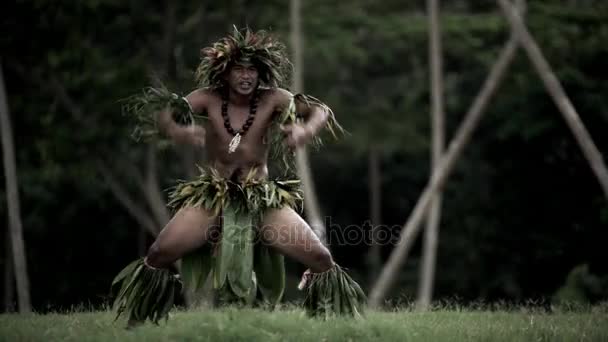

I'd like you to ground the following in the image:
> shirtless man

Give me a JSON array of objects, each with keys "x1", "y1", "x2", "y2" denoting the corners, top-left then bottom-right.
[
  {"x1": 148, "y1": 59, "x2": 334, "y2": 274},
  {"x1": 112, "y1": 28, "x2": 365, "y2": 324}
]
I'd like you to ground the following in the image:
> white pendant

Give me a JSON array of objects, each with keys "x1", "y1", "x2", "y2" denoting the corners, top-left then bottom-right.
[{"x1": 228, "y1": 133, "x2": 241, "y2": 154}]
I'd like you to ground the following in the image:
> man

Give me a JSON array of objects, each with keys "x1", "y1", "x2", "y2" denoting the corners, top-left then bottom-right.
[{"x1": 112, "y1": 27, "x2": 365, "y2": 325}]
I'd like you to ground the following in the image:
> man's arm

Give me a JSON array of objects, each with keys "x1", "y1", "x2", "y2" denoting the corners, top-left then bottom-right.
[
  {"x1": 294, "y1": 97, "x2": 329, "y2": 139},
  {"x1": 157, "y1": 89, "x2": 209, "y2": 147},
  {"x1": 275, "y1": 89, "x2": 329, "y2": 148}
]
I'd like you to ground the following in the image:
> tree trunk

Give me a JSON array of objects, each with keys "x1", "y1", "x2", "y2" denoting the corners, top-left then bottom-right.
[
  {"x1": 366, "y1": 146, "x2": 382, "y2": 281},
  {"x1": 497, "y1": 0, "x2": 608, "y2": 199},
  {"x1": 368, "y1": 35, "x2": 519, "y2": 308},
  {"x1": 418, "y1": 0, "x2": 445, "y2": 310},
  {"x1": 291, "y1": 0, "x2": 327, "y2": 244},
  {"x1": 4, "y1": 236, "x2": 14, "y2": 312},
  {"x1": 146, "y1": 0, "x2": 176, "y2": 230},
  {"x1": 0, "y1": 61, "x2": 32, "y2": 313}
]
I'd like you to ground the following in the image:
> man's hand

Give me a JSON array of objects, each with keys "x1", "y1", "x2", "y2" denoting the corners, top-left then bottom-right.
[
  {"x1": 281, "y1": 123, "x2": 313, "y2": 149},
  {"x1": 170, "y1": 124, "x2": 205, "y2": 147}
]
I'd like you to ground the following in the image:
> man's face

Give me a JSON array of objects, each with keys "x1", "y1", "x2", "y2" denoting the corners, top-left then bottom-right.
[{"x1": 226, "y1": 61, "x2": 259, "y2": 96}]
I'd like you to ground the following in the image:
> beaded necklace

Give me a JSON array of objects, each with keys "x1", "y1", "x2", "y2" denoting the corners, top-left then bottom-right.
[{"x1": 221, "y1": 90, "x2": 259, "y2": 153}]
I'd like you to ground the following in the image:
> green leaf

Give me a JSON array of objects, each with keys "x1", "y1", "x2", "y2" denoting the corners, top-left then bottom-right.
[
  {"x1": 111, "y1": 259, "x2": 140, "y2": 287},
  {"x1": 254, "y1": 244, "x2": 285, "y2": 306},
  {"x1": 226, "y1": 210, "x2": 254, "y2": 298},
  {"x1": 215, "y1": 205, "x2": 237, "y2": 289}
]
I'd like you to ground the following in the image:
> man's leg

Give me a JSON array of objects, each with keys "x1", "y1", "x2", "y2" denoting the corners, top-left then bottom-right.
[
  {"x1": 146, "y1": 206, "x2": 219, "y2": 268},
  {"x1": 259, "y1": 206, "x2": 366, "y2": 317},
  {"x1": 259, "y1": 207, "x2": 333, "y2": 273},
  {"x1": 113, "y1": 206, "x2": 219, "y2": 326}
]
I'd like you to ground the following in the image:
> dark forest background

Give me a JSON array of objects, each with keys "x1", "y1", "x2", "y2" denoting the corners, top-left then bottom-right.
[{"x1": 1, "y1": 0, "x2": 607, "y2": 311}]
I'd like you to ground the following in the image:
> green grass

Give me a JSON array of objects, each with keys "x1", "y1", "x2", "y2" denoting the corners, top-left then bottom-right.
[{"x1": 1, "y1": 306, "x2": 607, "y2": 341}]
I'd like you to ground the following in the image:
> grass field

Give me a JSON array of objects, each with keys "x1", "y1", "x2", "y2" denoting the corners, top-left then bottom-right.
[{"x1": 1, "y1": 305, "x2": 607, "y2": 341}]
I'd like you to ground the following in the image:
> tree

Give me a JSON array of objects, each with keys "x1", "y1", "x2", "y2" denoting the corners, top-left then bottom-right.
[
  {"x1": 418, "y1": 0, "x2": 445, "y2": 310},
  {"x1": 291, "y1": 0, "x2": 327, "y2": 244},
  {"x1": 0, "y1": 61, "x2": 31, "y2": 313},
  {"x1": 3, "y1": 235, "x2": 14, "y2": 312}
]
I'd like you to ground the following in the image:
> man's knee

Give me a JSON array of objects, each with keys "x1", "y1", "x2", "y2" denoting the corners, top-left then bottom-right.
[
  {"x1": 145, "y1": 242, "x2": 171, "y2": 269},
  {"x1": 310, "y1": 246, "x2": 334, "y2": 272}
]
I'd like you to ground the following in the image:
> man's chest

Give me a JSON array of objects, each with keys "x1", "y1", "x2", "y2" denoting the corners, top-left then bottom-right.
[{"x1": 206, "y1": 102, "x2": 277, "y2": 143}]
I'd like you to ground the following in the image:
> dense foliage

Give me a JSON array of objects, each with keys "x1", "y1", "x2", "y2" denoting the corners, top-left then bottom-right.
[{"x1": 1, "y1": 0, "x2": 607, "y2": 310}]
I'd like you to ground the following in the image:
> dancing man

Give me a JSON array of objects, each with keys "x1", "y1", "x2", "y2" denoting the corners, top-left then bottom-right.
[{"x1": 111, "y1": 27, "x2": 365, "y2": 325}]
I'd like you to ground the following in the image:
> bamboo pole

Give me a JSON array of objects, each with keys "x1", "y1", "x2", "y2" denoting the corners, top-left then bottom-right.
[
  {"x1": 0, "y1": 61, "x2": 32, "y2": 312},
  {"x1": 369, "y1": 36, "x2": 519, "y2": 308},
  {"x1": 497, "y1": 0, "x2": 608, "y2": 199},
  {"x1": 418, "y1": 0, "x2": 445, "y2": 310},
  {"x1": 291, "y1": 0, "x2": 327, "y2": 244}
]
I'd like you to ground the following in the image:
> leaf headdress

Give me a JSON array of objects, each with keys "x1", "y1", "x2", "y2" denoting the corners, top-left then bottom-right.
[{"x1": 195, "y1": 26, "x2": 292, "y2": 89}]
